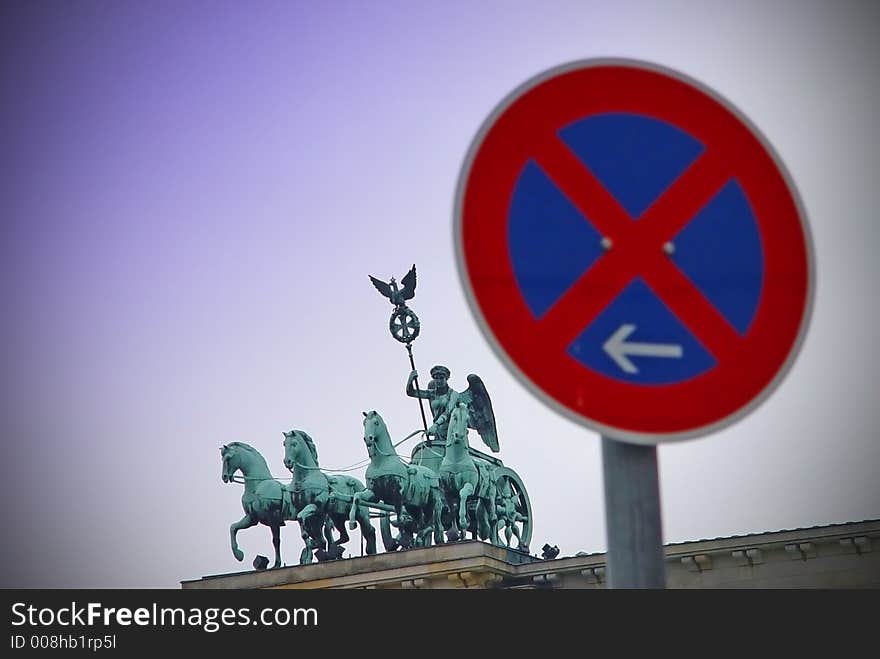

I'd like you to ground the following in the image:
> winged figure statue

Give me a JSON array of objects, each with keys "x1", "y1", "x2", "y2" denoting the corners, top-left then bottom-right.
[{"x1": 407, "y1": 367, "x2": 500, "y2": 453}]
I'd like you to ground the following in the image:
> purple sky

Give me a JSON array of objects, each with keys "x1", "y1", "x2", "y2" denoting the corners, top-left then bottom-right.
[{"x1": 2, "y1": 1, "x2": 878, "y2": 587}]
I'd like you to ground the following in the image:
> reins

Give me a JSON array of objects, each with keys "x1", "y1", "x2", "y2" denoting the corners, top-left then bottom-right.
[{"x1": 227, "y1": 427, "x2": 427, "y2": 482}]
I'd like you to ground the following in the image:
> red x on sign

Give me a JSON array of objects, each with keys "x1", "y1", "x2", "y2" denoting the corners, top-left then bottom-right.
[{"x1": 455, "y1": 60, "x2": 814, "y2": 444}]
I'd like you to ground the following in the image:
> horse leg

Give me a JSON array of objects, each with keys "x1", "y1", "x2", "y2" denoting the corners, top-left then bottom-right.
[
  {"x1": 298, "y1": 513, "x2": 328, "y2": 564},
  {"x1": 323, "y1": 517, "x2": 336, "y2": 550},
  {"x1": 356, "y1": 507, "x2": 377, "y2": 555},
  {"x1": 297, "y1": 502, "x2": 325, "y2": 551},
  {"x1": 320, "y1": 514, "x2": 346, "y2": 560},
  {"x1": 230, "y1": 514, "x2": 257, "y2": 562},
  {"x1": 511, "y1": 517, "x2": 523, "y2": 549},
  {"x1": 299, "y1": 522, "x2": 318, "y2": 565},
  {"x1": 475, "y1": 502, "x2": 487, "y2": 541},
  {"x1": 432, "y1": 494, "x2": 445, "y2": 546},
  {"x1": 332, "y1": 514, "x2": 350, "y2": 546},
  {"x1": 348, "y1": 493, "x2": 361, "y2": 529},
  {"x1": 446, "y1": 497, "x2": 462, "y2": 542},
  {"x1": 294, "y1": 502, "x2": 319, "y2": 565},
  {"x1": 481, "y1": 502, "x2": 499, "y2": 545},
  {"x1": 481, "y1": 500, "x2": 499, "y2": 545},
  {"x1": 380, "y1": 512, "x2": 399, "y2": 552},
  {"x1": 297, "y1": 502, "x2": 318, "y2": 526},
  {"x1": 495, "y1": 517, "x2": 506, "y2": 546},
  {"x1": 486, "y1": 488, "x2": 499, "y2": 545},
  {"x1": 458, "y1": 482, "x2": 475, "y2": 530},
  {"x1": 399, "y1": 513, "x2": 415, "y2": 549},
  {"x1": 271, "y1": 523, "x2": 282, "y2": 568},
  {"x1": 349, "y1": 489, "x2": 376, "y2": 529},
  {"x1": 414, "y1": 510, "x2": 431, "y2": 547}
]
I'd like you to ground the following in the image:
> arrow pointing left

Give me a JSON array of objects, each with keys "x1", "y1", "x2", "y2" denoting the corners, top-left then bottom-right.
[{"x1": 603, "y1": 324, "x2": 684, "y2": 374}]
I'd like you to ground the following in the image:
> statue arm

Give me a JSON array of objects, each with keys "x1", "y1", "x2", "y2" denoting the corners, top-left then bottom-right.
[{"x1": 406, "y1": 370, "x2": 431, "y2": 399}]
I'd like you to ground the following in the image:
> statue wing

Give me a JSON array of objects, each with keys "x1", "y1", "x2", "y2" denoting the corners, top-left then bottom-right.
[
  {"x1": 400, "y1": 264, "x2": 417, "y2": 301},
  {"x1": 462, "y1": 374, "x2": 499, "y2": 452},
  {"x1": 369, "y1": 275, "x2": 393, "y2": 300}
]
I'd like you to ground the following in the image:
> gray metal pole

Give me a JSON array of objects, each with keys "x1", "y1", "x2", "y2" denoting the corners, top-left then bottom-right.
[{"x1": 601, "y1": 436, "x2": 666, "y2": 588}]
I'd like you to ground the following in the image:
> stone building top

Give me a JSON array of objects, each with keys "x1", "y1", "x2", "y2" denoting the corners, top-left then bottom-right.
[{"x1": 183, "y1": 519, "x2": 879, "y2": 589}]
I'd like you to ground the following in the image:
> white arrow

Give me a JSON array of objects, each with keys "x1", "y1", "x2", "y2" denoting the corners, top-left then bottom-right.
[{"x1": 602, "y1": 324, "x2": 683, "y2": 374}]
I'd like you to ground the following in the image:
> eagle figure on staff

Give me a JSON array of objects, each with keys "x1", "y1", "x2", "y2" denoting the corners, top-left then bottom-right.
[
  {"x1": 369, "y1": 264, "x2": 417, "y2": 310},
  {"x1": 370, "y1": 264, "x2": 421, "y2": 345}
]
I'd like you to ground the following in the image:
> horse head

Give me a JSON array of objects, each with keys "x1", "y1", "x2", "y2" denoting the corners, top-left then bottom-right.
[
  {"x1": 282, "y1": 429, "x2": 319, "y2": 470},
  {"x1": 448, "y1": 401, "x2": 470, "y2": 446},
  {"x1": 221, "y1": 442, "x2": 248, "y2": 483},
  {"x1": 220, "y1": 444, "x2": 234, "y2": 482},
  {"x1": 220, "y1": 441, "x2": 268, "y2": 483},
  {"x1": 362, "y1": 410, "x2": 386, "y2": 457}
]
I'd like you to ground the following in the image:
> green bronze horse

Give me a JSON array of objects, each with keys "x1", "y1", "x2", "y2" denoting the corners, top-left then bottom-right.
[
  {"x1": 440, "y1": 402, "x2": 500, "y2": 544},
  {"x1": 220, "y1": 442, "x2": 295, "y2": 569},
  {"x1": 349, "y1": 410, "x2": 445, "y2": 549},
  {"x1": 282, "y1": 429, "x2": 377, "y2": 564}
]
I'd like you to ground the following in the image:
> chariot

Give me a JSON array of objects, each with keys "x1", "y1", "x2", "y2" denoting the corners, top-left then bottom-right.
[
  {"x1": 350, "y1": 405, "x2": 532, "y2": 555},
  {"x1": 401, "y1": 435, "x2": 533, "y2": 552}
]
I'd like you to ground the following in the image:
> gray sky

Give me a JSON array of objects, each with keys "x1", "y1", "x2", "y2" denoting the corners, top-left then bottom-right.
[{"x1": 2, "y1": 0, "x2": 878, "y2": 587}]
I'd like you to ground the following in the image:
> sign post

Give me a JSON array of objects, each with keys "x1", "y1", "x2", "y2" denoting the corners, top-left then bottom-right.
[
  {"x1": 602, "y1": 437, "x2": 664, "y2": 588},
  {"x1": 454, "y1": 60, "x2": 814, "y2": 587}
]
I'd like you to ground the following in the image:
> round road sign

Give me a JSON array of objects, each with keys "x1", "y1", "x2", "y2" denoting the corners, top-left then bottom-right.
[{"x1": 454, "y1": 59, "x2": 814, "y2": 444}]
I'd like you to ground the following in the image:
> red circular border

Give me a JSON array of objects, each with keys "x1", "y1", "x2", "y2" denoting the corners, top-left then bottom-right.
[{"x1": 456, "y1": 62, "x2": 812, "y2": 442}]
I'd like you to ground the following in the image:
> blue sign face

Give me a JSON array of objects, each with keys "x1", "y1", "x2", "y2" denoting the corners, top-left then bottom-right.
[{"x1": 508, "y1": 112, "x2": 765, "y2": 386}]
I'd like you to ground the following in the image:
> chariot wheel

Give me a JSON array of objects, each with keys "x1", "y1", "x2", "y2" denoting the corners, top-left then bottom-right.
[
  {"x1": 389, "y1": 306, "x2": 420, "y2": 343},
  {"x1": 494, "y1": 467, "x2": 532, "y2": 552}
]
